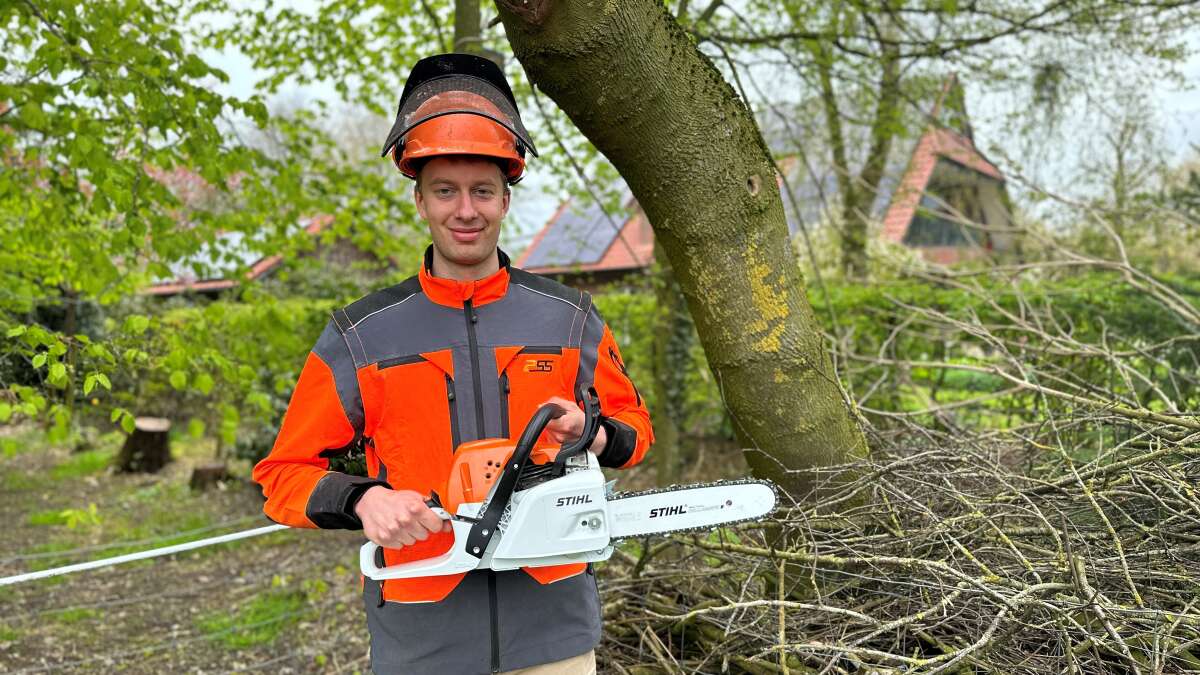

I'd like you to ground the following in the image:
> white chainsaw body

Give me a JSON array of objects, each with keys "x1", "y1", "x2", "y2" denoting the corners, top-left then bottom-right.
[
  {"x1": 360, "y1": 453, "x2": 615, "y2": 581},
  {"x1": 358, "y1": 398, "x2": 777, "y2": 582}
]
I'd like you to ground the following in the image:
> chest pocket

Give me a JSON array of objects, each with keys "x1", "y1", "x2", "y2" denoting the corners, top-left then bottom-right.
[
  {"x1": 373, "y1": 351, "x2": 457, "y2": 495},
  {"x1": 365, "y1": 350, "x2": 461, "y2": 585},
  {"x1": 496, "y1": 346, "x2": 576, "y2": 440}
]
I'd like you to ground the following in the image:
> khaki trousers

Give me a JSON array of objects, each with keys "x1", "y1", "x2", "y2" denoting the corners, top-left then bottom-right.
[{"x1": 500, "y1": 650, "x2": 597, "y2": 675}]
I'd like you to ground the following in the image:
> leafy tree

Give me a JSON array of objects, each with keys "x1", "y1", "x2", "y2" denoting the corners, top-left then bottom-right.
[
  {"x1": 0, "y1": 0, "x2": 421, "y2": 440},
  {"x1": 678, "y1": 0, "x2": 1200, "y2": 278}
]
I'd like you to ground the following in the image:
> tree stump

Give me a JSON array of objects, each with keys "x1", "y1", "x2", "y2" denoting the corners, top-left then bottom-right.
[
  {"x1": 116, "y1": 417, "x2": 172, "y2": 473},
  {"x1": 190, "y1": 462, "x2": 229, "y2": 491}
]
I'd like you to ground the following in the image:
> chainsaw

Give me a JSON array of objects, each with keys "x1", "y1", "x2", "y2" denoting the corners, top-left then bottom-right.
[{"x1": 360, "y1": 389, "x2": 777, "y2": 580}]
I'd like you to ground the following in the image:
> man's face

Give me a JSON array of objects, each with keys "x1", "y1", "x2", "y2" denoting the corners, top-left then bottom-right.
[{"x1": 414, "y1": 156, "x2": 509, "y2": 276}]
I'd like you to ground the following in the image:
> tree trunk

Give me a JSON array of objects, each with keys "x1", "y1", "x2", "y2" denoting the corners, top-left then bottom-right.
[
  {"x1": 116, "y1": 417, "x2": 172, "y2": 473},
  {"x1": 497, "y1": 0, "x2": 868, "y2": 499},
  {"x1": 190, "y1": 462, "x2": 229, "y2": 491},
  {"x1": 453, "y1": 0, "x2": 482, "y2": 53},
  {"x1": 846, "y1": 35, "x2": 901, "y2": 279}
]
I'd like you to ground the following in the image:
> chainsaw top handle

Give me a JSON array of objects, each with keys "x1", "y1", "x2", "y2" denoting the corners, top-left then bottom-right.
[
  {"x1": 552, "y1": 387, "x2": 601, "y2": 477},
  {"x1": 462, "y1": 389, "x2": 601, "y2": 559}
]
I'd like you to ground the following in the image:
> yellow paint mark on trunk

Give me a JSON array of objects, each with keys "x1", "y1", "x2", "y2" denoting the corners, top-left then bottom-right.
[{"x1": 745, "y1": 245, "x2": 789, "y2": 353}]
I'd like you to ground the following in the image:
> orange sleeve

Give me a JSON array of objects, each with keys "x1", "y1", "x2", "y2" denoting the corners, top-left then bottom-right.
[
  {"x1": 252, "y1": 322, "x2": 385, "y2": 529},
  {"x1": 579, "y1": 306, "x2": 653, "y2": 469}
]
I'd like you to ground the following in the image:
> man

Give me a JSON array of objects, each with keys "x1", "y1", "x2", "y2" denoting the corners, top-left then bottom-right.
[{"x1": 252, "y1": 53, "x2": 653, "y2": 674}]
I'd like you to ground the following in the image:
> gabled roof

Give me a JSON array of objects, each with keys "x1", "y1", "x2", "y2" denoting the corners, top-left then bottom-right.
[{"x1": 880, "y1": 126, "x2": 1004, "y2": 245}]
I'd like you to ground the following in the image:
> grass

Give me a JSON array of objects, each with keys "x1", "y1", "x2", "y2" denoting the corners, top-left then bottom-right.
[
  {"x1": 0, "y1": 427, "x2": 51, "y2": 458},
  {"x1": 3, "y1": 468, "x2": 40, "y2": 491},
  {"x1": 27, "y1": 508, "x2": 69, "y2": 527},
  {"x1": 26, "y1": 540, "x2": 88, "y2": 574},
  {"x1": 0, "y1": 623, "x2": 19, "y2": 643},
  {"x1": 195, "y1": 588, "x2": 311, "y2": 649},
  {"x1": 50, "y1": 448, "x2": 115, "y2": 480},
  {"x1": 52, "y1": 607, "x2": 98, "y2": 624}
]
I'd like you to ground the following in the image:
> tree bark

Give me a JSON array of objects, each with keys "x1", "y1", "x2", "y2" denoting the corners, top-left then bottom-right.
[
  {"x1": 497, "y1": 0, "x2": 867, "y2": 498},
  {"x1": 453, "y1": 0, "x2": 482, "y2": 53}
]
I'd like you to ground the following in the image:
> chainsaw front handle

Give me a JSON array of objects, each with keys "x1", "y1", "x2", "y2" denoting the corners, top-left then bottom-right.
[{"x1": 360, "y1": 519, "x2": 480, "y2": 580}]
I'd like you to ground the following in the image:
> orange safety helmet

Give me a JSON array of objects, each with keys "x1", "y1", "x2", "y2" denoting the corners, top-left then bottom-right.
[
  {"x1": 391, "y1": 91, "x2": 525, "y2": 182},
  {"x1": 381, "y1": 54, "x2": 537, "y2": 185}
]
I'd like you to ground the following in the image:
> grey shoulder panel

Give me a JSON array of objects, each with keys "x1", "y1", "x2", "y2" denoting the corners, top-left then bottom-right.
[
  {"x1": 575, "y1": 303, "x2": 606, "y2": 390},
  {"x1": 508, "y1": 267, "x2": 585, "y2": 306},
  {"x1": 341, "y1": 276, "x2": 423, "y2": 326},
  {"x1": 479, "y1": 271, "x2": 589, "y2": 350},
  {"x1": 329, "y1": 276, "x2": 446, "y2": 366},
  {"x1": 313, "y1": 320, "x2": 366, "y2": 441}
]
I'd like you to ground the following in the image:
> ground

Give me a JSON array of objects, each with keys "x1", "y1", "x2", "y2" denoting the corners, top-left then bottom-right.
[
  {"x1": 0, "y1": 427, "x2": 372, "y2": 673},
  {"x1": 0, "y1": 426, "x2": 740, "y2": 673}
]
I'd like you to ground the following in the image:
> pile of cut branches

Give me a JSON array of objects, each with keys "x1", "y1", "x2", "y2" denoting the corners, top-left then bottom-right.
[
  {"x1": 599, "y1": 426, "x2": 1200, "y2": 674},
  {"x1": 599, "y1": 239, "x2": 1200, "y2": 674}
]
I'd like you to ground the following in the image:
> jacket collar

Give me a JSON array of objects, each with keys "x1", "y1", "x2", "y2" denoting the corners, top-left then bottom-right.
[{"x1": 418, "y1": 246, "x2": 511, "y2": 308}]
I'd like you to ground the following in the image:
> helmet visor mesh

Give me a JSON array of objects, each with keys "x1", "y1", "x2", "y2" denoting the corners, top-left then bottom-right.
[{"x1": 381, "y1": 75, "x2": 537, "y2": 158}]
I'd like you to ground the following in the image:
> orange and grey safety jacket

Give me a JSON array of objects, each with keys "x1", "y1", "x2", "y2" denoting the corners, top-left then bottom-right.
[{"x1": 252, "y1": 248, "x2": 652, "y2": 674}]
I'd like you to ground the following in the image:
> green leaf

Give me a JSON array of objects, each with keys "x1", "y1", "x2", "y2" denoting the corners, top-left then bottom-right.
[
  {"x1": 194, "y1": 372, "x2": 214, "y2": 395},
  {"x1": 5, "y1": 326, "x2": 26, "y2": 338},
  {"x1": 169, "y1": 370, "x2": 187, "y2": 390},
  {"x1": 32, "y1": 353, "x2": 46, "y2": 369},
  {"x1": 124, "y1": 315, "x2": 150, "y2": 335},
  {"x1": 18, "y1": 101, "x2": 47, "y2": 128},
  {"x1": 187, "y1": 418, "x2": 206, "y2": 438},
  {"x1": 120, "y1": 414, "x2": 135, "y2": 434},
  {"x1": 83, "y1": 374, "x2": 97, "y2": 395},
  {"x1": 48, "y1": 362, "x2": 67, "y2": 386},
  {"x1": 0, "y1": 403, "x2": 11, "y2": 423},
  {"x1": 97, "y1": 373, "x2": 111, "y2": 390}
]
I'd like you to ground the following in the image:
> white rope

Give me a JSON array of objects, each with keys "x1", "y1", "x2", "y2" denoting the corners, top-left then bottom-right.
[{"x1": 0, "y1": 524, "x2": 289, "y2": 587}]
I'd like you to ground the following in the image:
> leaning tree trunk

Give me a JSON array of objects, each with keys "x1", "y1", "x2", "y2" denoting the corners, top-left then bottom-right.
[{"x1": 497, "y1": 0, "x2": 868, "y2": 499}]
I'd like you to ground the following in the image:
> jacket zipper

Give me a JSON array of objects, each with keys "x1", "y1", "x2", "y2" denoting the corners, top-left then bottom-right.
[
  {"x1": 463, "y1": 299, "x2": 486, "y2": 439},
  {"x1": 445, "y1": 374, "x2": 460, "y2": 450},
  {"x1": 498, "y1": 372, "x2": 509, "y2": 438},
  {"x1": 488, "y1": 570, "x2": 500, "y2": 673},
  {"x1": 466, "y1": 299, "x2": 500, "y2": 672}
]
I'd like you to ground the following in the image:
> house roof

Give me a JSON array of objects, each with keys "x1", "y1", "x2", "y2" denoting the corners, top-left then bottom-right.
[
  {"x1": 517, "y1": 74, "x2": 1009, "y2": 275},
  {"x1": 880, "y1": 127, "x2": 1004, "y2": 244},
  {"x1": 514, "y1": 194, "x2": 654, "y2": 275},
  {"x1": 142, "y1": 214, "x2": 333, "y2": 296}
]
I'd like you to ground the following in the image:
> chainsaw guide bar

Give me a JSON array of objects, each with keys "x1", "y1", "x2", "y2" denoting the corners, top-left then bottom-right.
[{"x1": 605, "y1": 478, "x2": 779, "y2": 542}]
